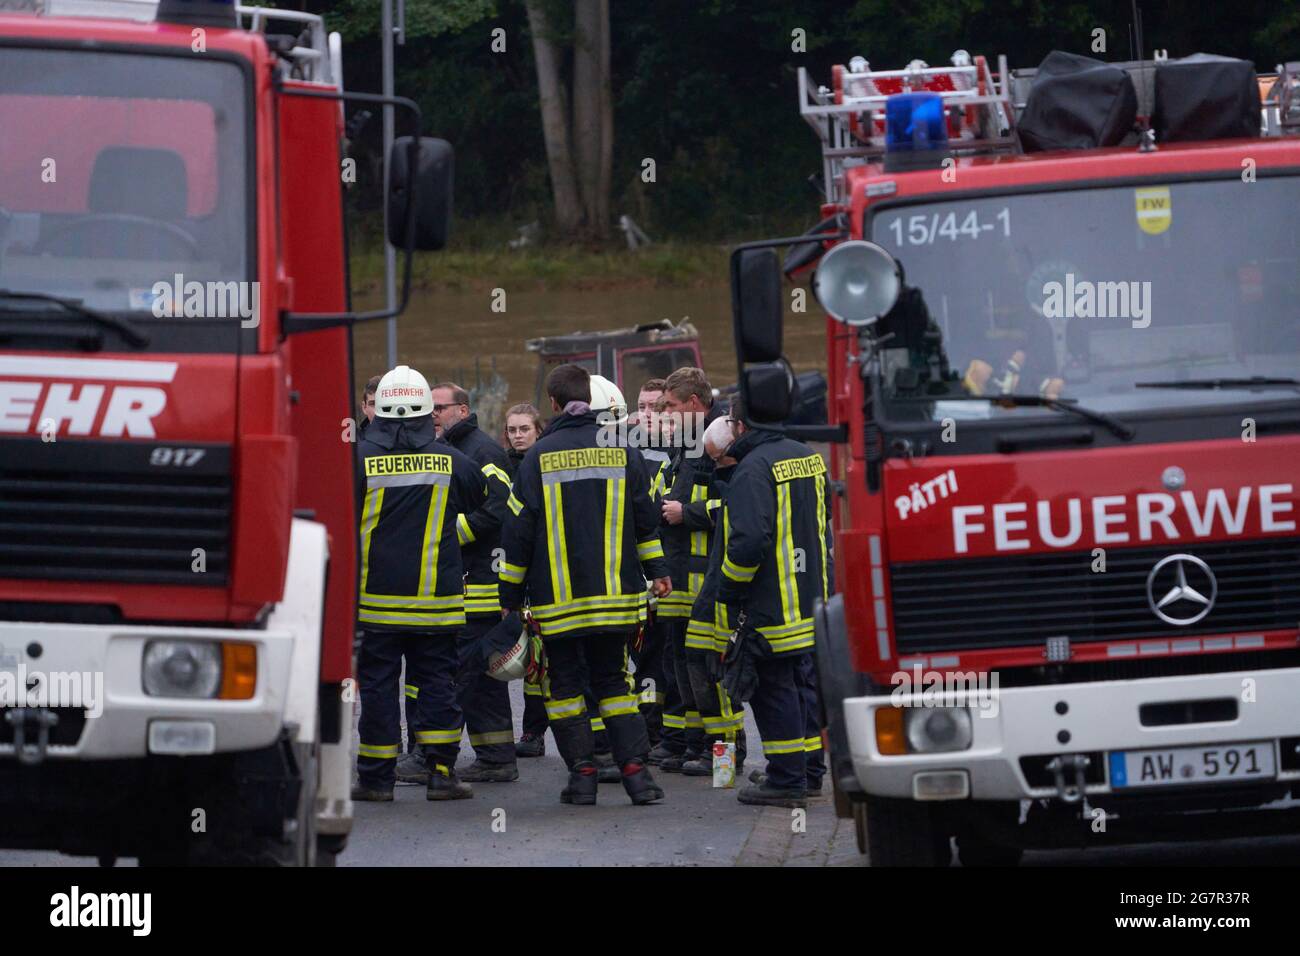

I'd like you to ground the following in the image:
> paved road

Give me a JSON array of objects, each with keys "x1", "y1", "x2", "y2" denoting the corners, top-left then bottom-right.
[{"x1": 2, "y1": 681, "x2": 1297, "y2": 866}]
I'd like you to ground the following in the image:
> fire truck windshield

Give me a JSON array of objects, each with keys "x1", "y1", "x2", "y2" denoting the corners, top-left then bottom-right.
[
  {"x1": 0, "y1": 46, "x2": 250, "y2": 333},
  {"x1": 869, "y1": 176, "x2": 1300, "y2": 420}
]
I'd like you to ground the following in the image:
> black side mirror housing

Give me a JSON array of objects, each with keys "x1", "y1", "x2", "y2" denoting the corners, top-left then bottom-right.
[
  {"x1": 741, "y1": 359, "x2": 796, "y2": 425},
  {"x1": 388, "y1": 136, "x2": 453, "y2": 251},
  {"x1": 730, "y1": 248, "x2": 783, "y2": 363}
]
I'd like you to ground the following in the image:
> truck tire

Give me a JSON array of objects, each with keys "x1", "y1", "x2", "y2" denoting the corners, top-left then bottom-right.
[{"x1": 860, "y1": 794, "x2": 952, "y2": 867}]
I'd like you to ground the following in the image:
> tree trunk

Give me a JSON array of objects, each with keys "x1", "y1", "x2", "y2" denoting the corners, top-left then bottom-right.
[
  {"x1": 525, "y1": 0, "x2": 583, "y2": 235},
  {"x1": 572, "y1": 0, "x2": 611, "y2": 238}
]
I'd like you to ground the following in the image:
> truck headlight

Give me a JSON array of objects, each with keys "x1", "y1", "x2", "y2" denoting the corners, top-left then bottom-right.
[
  {"x1": 904, "y1": 707, "x2": 973, "y2": 753},
  {"x1": 143, "y1": 641, "x2": 222, "y2": 698}
]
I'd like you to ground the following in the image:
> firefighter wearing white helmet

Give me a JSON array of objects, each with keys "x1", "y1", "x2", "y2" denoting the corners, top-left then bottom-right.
[
  {"x1": 352, "y1": 365, "x2": 487, "y2": 803},
  {"x1": 588, "y1": 373, "x2": 628, "y2": 424},
  {"x1": 374, "y1": 364, "x2": 432, "y2": 418}
]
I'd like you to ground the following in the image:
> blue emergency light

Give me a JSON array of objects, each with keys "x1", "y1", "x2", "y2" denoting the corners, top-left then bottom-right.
[{"x1": 883, "y1": 92, "x2": 952, "y2": 171}]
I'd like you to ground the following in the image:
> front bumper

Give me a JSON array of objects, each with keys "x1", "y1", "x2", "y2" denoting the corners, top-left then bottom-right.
[
  {"x1": 0, "y1": 620, "x2": 294, "y2": 760},
  {"x1": 845, "y1": 666, "x2": 1300, "y2": 801}
]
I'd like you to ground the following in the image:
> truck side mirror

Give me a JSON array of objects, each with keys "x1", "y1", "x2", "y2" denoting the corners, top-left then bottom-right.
[
  {"x1": 730, "y1": 248, "x2": 783, "y2": 363},
  {"x1": 388, "y1": 136, "x2": 453, "y2": 251},
  {"x1": 741, "y1": 359, "x2": 796, "y2": 425}
]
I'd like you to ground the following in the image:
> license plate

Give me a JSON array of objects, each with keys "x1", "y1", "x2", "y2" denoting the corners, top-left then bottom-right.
[{"x1": 1109, "y1": 741, "x2": 1276, "y2": 789}]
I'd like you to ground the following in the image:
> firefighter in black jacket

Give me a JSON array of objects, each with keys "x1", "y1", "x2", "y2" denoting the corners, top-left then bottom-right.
[
  {"x1": 714, "y1": 406, "x2": 833, "y2": 808},
  {"x1": 654, "y1": 367, "x2": 726, "y2": 775},
  {"x1": 434, "y1": 383, "x2": 518, "y2": 781},
  {"x1": 500, "y1": 363, "x2": 671, "y2": 806},
  {"x1": 352, "y1": 366, "x2": 487, "y2": 802}
]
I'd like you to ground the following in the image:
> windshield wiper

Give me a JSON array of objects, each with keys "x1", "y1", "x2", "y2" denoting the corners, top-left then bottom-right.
[
  {"x1": 0, "y1": 289, "x2": 149, "y2": 348},
  {"x1": 1134, "y1": 376, "x2": 1300, "y2": 391},
  {"x1": 893, "y1": 392, "x2": 1136, "y2": 440}
]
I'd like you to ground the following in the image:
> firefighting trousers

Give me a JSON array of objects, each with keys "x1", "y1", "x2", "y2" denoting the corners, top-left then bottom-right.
[
  {"x1": 527, "y1": 647, "x2": 614, "y2": 751},
  {"x1": 795, "y1": 653, "x2": 826, "y2": 784},
  {"x1": 543, "y1": 630, "x2": 650, "y2": 770},
  {"x1": 358, "y1": 627, "x2": 462, "y2": 788},
  {"x1": 749, "y1": 652, "x2": 821, "y2": 791},
  {"x1": 455, "y1": 616, "x2": 517, "y2": 765},
  {"x1": 522, "y1": 681, "x2": 549, "y2": 737},
  {"x1": 666, "y1": 619, "x2": 709, "y2": 756},
  {"x1": 658, "y1": 618, "x2": 687, "y2": 754},
  {"x1": 630, "y1": 617, "x2": 667, "y2": 744}
]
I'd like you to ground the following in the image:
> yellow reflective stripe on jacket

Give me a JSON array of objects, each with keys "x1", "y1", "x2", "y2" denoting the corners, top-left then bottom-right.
[
  {"x1": 404, "y1": 683, "x2": 418, "y2": 700},
  {"x1": 529, "y1": 592, "x2": 644, "y2": 619},
  {"x1": 685, "y1": 620, "x2": 718, "y2": 651},
  {"x1": 543, "y1": 481, "x2": 573, "y2": 603},
  {"x1": 536, "y1": 609, "x2": 642, "y2": 635},
  {"x1": 416, "y1": 481, "x2": 449, "y2": 597},
  {"x1": 358, "y1": 607, "x2": 466, "y2": 627},
  {"x1": 722, "y1": 553, "x2": 758, "y2": 584},
  {"x1": 500, "y1": 561, "x2": 527, "y2": 585},
  {"x1": 357, "y1": 742, "x2": 400, "y2": 759},
  {"x1": 762, "y1": 737, "x2": 805, "y2": 756},
  {"x1": 775, "y1": 481, "x2": 798, "y2": 624},
  {"x1": 468, "y1": 729, "x2": 515, "y2": 746},
  {"x1": 457, "y1": 512, "x2": 475, "y2": 545},
  {"x1": 360, "y1": 590, "x2": 464, "y2": 608},
  {"x1": 604, "y1": 477, "x2": 626, "y2": 594},
  {"x1": 636, "y1": 537, "x2": 664, "y2": 562},
  {"x1": 483, "y1": 462, "x2": 512, "y2": 489},
  {"x1": 598, "y1": 694, "x2": 640, "y2": 718},
  {"x1": 523, "y1": 681, "x2": 543, "y2": 697},
  {"x1": 815, "y1": 471, "x2": 829, "y2": 602},
  {"x1": 359, "y1": 487, "x2": 383, "y2": 595},
  {"x1": 545, "y1": 695, "x2": 586, "y2": 720},
  {"x1": 507, "y1": 491, "x2": 524, "y2": 516},
  {"x1": 416, "y1": 728, "x2": 464, "y2": 745}
]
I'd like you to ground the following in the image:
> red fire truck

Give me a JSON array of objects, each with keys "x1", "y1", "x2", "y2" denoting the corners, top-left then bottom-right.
[
  {"x1": 730, "y1": 51, "x2": 1300, "y2": 864},
  {"x1": 0, "y1": 0, "x2": 450, "y2": 864}
]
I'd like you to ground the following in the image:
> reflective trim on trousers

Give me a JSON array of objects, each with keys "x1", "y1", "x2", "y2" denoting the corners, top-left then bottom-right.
[
  {"x1": 358, "y1": 742, "x2": 400, "y2": 759},
  {"x1": 762, "y1": 737, "x2": 805, "y2": 756},
  {"x1": 415, "y1": 728, "x2": 464, "y2": 745},
  {"x1": 545, "y1": 695, "x2": 586, "y2": 721},
  {"x1": 468, "y1": 729, "x2": 515, "y2": 746},
  {"x1": 598, "y1": 693, "x2": 640, "y2": 718}
]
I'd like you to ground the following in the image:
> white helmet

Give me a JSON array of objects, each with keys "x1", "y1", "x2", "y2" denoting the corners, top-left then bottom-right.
[
  {"x1": 486, "y1": 627, "x2": 530, "y2": 682},
  {"x1": 589, "y1": 374, "x2": 628, "y2": 424},
  {"x1": 375, "y1": 365, "x2": 432, "y2": 418}
]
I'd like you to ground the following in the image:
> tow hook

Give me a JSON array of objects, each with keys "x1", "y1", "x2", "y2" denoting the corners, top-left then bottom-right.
[
  {"x1": 1045, "y1": 753, "x2": 1091, "y2": 804},
  {"x1": 5, "y1": 708, "x2": 59, "y2": 766}
]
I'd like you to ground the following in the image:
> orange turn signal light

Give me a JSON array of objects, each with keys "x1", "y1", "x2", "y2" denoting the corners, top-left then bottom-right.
[
  {"x1": 219, "y1": 643, "x2": 257, "y2": 700},
  {"x1": 874, "y1": 707, "x2": 907, "y2": 755}
]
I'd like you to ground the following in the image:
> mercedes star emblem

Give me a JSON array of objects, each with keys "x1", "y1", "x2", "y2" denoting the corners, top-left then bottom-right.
[{"x1": 1146, "y1": 554, "x2": 1217, "y2": 626}]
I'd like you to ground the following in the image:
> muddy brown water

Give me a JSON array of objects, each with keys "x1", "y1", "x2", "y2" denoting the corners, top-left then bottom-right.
[{"x1": 352, "y1": 285, "x2": 829, "y2": 436}]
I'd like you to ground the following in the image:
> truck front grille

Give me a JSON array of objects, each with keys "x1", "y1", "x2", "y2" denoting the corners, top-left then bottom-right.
[
  {"x1": 890, "y1": 537, "x2": 1300, "y2": 654},
  {"x1": 0, "y1": 439, "x2": 231, "y2": 586}
]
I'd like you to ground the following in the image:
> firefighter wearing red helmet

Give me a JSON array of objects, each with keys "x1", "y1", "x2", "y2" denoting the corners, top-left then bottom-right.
[{"x1": 352, "y1": 365, "x2": 487, "y2": 802}]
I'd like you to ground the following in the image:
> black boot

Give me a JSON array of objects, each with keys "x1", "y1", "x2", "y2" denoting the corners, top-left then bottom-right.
[
  {"x1": 458, "y1": 759, "x2": 519, "y2": 783},
  {"x1": 561, "y1": 762, "x2": 599, "y2": 805},
  {"x1": 646, "y1": 742, "x2": 681, "y2": 766},
  {"x1": 515, "y1": 733, "x2": 546, "y2": 758},
  {"x1": 395, "y1": 751, "x2": 430, "y2": 785},
  {"x1": 351, "y1": 783, "x2": 394, "y2": 802},
  {"x1": 621, "y1": 761, "x2": 664, "y2": 805},
  {"x1": 737, "y1": 782, "x2": 806, "y2": 808},
  {"x1": 426, "y1": 765, "x2": 473, "y2": 801},
  {"x1": 594, "y1": 751, "x2": 622, "y2": 784},
  {"x1": 681, "y1": 753, "x2": 713, "y2": 777}
]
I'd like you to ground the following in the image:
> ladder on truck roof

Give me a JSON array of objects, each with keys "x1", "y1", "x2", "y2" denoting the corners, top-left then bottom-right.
[
  {"x1": 13, "y1": 0, "x2": 340, "y2": 85},
  {"x1": 803, "y1": 53, "x2": 1300, "y2": 205}
]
